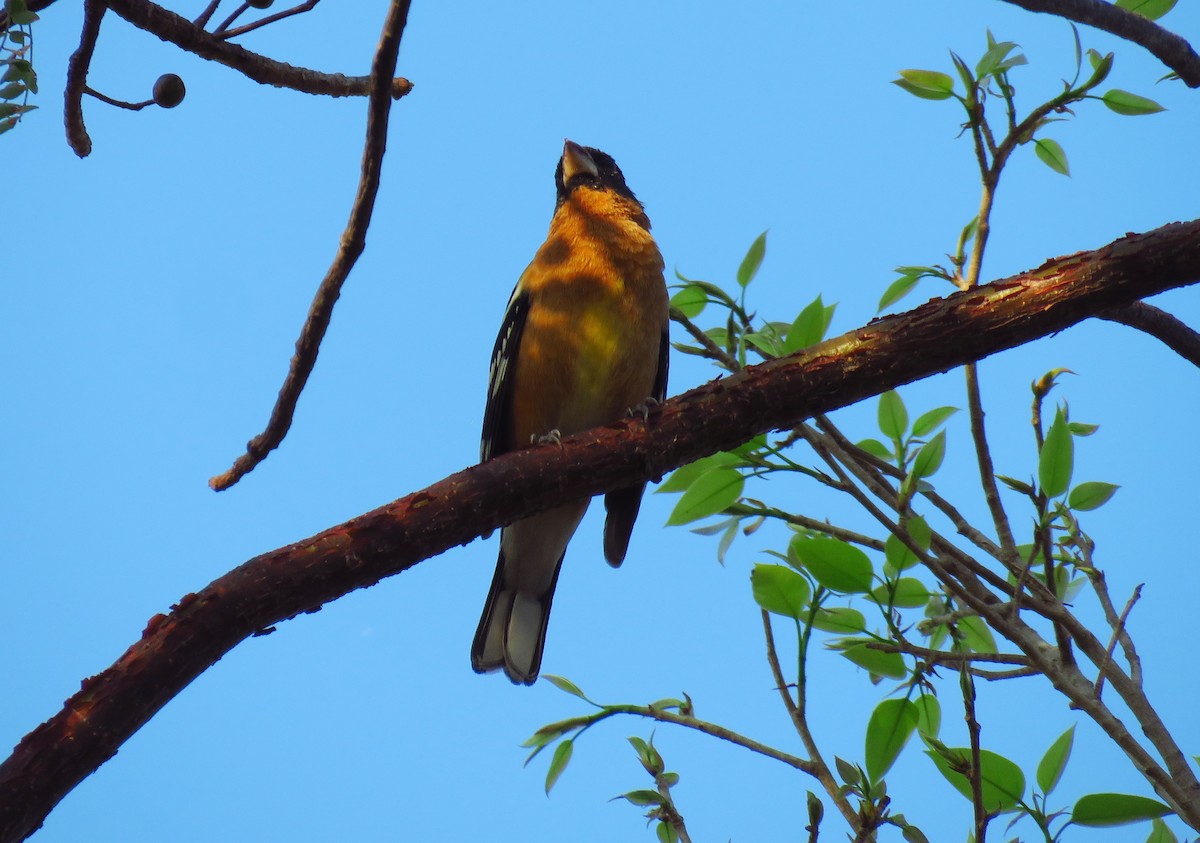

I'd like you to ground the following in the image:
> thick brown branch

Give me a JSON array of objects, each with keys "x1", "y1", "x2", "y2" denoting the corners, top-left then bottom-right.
[
  {"x1": 101, "y1": 0, "x2": 413, "y2": 99},
  {"x1": 1100, "y1": 301, "x2": 1200, "y2": 367},
  {"x1": 64, "y1": 0, "x2": 105, "y2": 158},
  {"x1": 2, "y1": 220, "x2": 1200, "y2": 841},
  {"x1": 998, "y1": 0, "x2": 1200, "y2": 86},
  {"x1": 209, "y1": 0, "x2": 411, "y2": 491}
]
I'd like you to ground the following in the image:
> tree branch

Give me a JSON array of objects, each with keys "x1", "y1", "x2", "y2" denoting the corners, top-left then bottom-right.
[
  {"x1": 1100, "y1": 301, "x2": 1200, "y2": 367},
  {"x1": 208, "y1": 0, "x2": 411, "y2": 491},
  {"x1": 2, "y1": 219, "x2": 1200, "y2": 841},
  {"x1": 63, "y1": 0, "x2": 105, "y2": 158},
  {"x1": 101, "y1": 0, "x2": 413, "y2": 99},
  {"x1": 998, "y1": 0, "x2": 1200, "y2": 86}
]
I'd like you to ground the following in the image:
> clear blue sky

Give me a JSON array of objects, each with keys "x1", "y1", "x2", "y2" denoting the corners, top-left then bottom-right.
[{"x1": 6, "y1": 2, "x2": 1200, "y2": 840}]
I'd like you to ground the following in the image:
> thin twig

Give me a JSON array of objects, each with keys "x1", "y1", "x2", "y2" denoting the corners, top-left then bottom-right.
[
  {"x1": 64, "y1": 0, "x2": 105, "y2": 158},
  {"x1": 761, "y1": 612, "x2": 859, "y2": 830},
  {"x1": 670, "y1": 307, "x2": 742, "y2": 371},
  {"x1": 1100, "y1": 301, "x2": 1200, "y2": 368},
  {"x1": 999, "y1": 0, "x2": 1200, "y2": 86},
  {"x1": 1094, "y1": 583, "x2": 1144, "y2": 697},
  {"x1": 960, "y1": 661, "x2": 989, "y2": 843},
  {"x1": 217, "y1": 0, "x2": 320, "y2": 40},
  {"x1": 212, "y1": 1, "x2": 248, "y2": 34},
  {"x1": 83, "y1": 86, "x2": 153, "y2": 110},
  {"x1": 209, "y1": 0, "x2": 412, "y2": 491},
  {"x1": 193, "y1": 0, "x2": 222, "y2": 28}
]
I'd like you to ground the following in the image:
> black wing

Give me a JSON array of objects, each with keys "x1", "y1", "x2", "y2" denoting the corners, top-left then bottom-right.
[{"x1": 481, "y1": 283, "x2": 530, "y2": 463}]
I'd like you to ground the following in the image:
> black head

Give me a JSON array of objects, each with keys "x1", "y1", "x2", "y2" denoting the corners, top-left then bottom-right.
[{"x1": 554, "y1": 140, "x2": 640, "y2": 207}]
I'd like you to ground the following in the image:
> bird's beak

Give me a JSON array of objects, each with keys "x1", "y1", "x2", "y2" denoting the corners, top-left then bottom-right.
[{"x1": 561, "y1": 139, "x2": 598, "y2": 182}]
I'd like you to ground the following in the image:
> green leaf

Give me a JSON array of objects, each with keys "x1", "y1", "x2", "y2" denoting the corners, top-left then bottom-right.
[
  {"x1": 751, "y1": 564, "x2": 811, "y2": 619},
  {"x1": 791, "y1": 536, "x2": 874, "y2": 594},
  {"x1": 810, "y1": 607, "x2": 866, "y2": 633},
  {"x1": 669, "y1": 284, "x2": 708, "y2": 318},
  {"x1": 1069, "y1": 481, "x2": 1119, "y2": 511},
  {"x1": 958, "y1": 615, "x2": 997, "y2": 654},
  {"x1": 914, "y1": 693, "x2": 941, "y2": 737},
  {"x1": 878, "y1": 274, "x2": 921, "y2": 311},
  {"x1": 1072, "y1": 793, "x2": 1172, "y2": 826},
  {"x1": 657, "y1": 452, "x2": 741, "y2": 494},
  {"x1": 1069, "y1": 421, "x2": 1099, "y2": 436},
  {"x1": 997, "y1": 474, "x2": 1034, "y2": 495},
  {"x1": 871, "y1": 577, "x2": 931, "y2": 609},
  {"x1": 665, "y1": 466, "x2": 743, "y2": 525},
  {"x1": 976, "y1": 41, "x2": 1025, "y2": 79},
  {"x1": 1036, "y1": 725, "x2": 1075, "y2": 796},
  {"x1": 0, "y1": 81, "x2": 24, "y2": 100},
  {"x1": 926, "y1": 747, "x2": 1026, "y2": 811},
  {"x1": 656, "y1": 822, "x2": 677, "y2": 843},
  {"x1": 893, "y1": 69, "x2": 956, "y2": 100},
  {"x1": 883, "y1": 516, "x2": 931, "y2": 575},
  {"x1": 1115, "y1": 0, "x2": 1177, "y2": 21},
  {"x1": 865, "y1": 699, "x2": 919, "y2": 779},
  {"x1": 856, "y1": 438, "x2": 894, "y2": 461},
  {"x1": 1039, "y1": 410, "x2": 1074, "y2": 498},
  {"x1": 1146, "y1": 817, "x2": 1179, "y2": 843},
  {"x1": 911, "y1": 431, "x2": 947, "y2": 479},
  {"x1": 835, "y1": 756, "x2": 861, "y2": 786},
  {"x1": 543, "y1": 674, "x2": 587, "y2": 700},
  {"x1": 1034, "y1": 138, "x2": 1070, "y2": 176},
  {"x1": 545, "y1": 739, "x2": 573, "y2": 794},
  {"x1": 619, "y1": 789, "x2": 664, "y2": 806},
  {"x1": 1102, "y1": 89, "x2": 1166, "y2": 116},
  {"x1": 737, "y1": 231, "x2": 767, "y2": 288},
  {"x1": 785, "y1": 295, "x2": 833, "y2": 353},
  {"x1": 878, "y1": 390, "x2": 908, "y2": 441},
  {"x1": 841, "y1": 643, "x2": 907, "y2": 679},
  {"x1": 912, "y1": 406, "x2": 958, "y2": 437}
]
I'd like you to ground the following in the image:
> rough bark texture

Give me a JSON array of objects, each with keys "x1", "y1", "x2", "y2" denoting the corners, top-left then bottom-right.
[{"x1": 2, "y1": 219, "x2": 1199, "y2": 841}]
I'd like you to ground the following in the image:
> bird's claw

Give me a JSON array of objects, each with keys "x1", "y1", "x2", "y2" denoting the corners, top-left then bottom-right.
[
  {"x1": 626, "y1": 396, "x2": 661, "y2": 422},
  {"x1": 532, "y1": 429, "x2": 563, "y2": 447}
]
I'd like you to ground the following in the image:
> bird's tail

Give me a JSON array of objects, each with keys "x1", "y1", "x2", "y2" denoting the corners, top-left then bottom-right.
[
  {"x1": 470, "y1": 550, "x2": 564, "y2": 685},
  {"x1": 471, "y1": 504, "x2": 587, "y2": 684}
]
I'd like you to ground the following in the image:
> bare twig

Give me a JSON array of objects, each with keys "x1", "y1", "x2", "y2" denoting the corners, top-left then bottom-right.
[
  {"x1": 193, "y1": 0, "x2": 222, "y2": 28},
  {"x1": 761, "y1": 612, "x2": 858, "y2": 830},
  {"x1": 83, "y1": 86, "x2": 153, "y2": 110},
  {"x1": 209, "y1": 0, "x2": 412, "y2": 491},
  {"x1": 998, "y1": 0, "x2": 1200, "y2": 87},
  {"x1": 670, "y1": 307, "x2": 742, "y2": 371},
  {"x1": 64, "y1": 0, "x2": 105, "y2": 158},
  {"x1": 217, "y1": 0, "x2": 321, "y2": 40},
  {"x1": 1100, "y1": 301, "x2": 1200, "y2": 368},
  {"x1": 960, "y1": 662, "x2": 989, "y2": 843},
  {"x1": 211, "y1": 0, "x2": 250, "y2": 34},
  {"x1": 1094, "y1": 583, "x2": 1144, "y2": 697}
]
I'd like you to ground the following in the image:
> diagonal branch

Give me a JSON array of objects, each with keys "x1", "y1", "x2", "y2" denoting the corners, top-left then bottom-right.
[
  {"x1": 2, "y1": 219, "x2": 1200, "y2": 841},
  {"x1": 209, "y1": 0, "x2": 412, "y2": 491},
  {"x1": 101, "y1": 0, "x2": 413, "y2": 99},
  {"x1": 997, "y1": 0, "x2": 1200, "y2": 86}
]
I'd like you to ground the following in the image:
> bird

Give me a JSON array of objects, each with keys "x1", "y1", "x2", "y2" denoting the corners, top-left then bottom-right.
[{"x1": 471, "y1": 140, "x2": 669, "y2": 685}]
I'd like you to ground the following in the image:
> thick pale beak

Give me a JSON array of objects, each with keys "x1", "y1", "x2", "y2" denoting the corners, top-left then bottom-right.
[{"x1": 561, "y1": 139, "x2": 598, "y2": 182}]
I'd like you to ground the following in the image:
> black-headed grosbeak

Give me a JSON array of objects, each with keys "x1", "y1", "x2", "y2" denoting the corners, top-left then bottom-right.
[{"x1": 472, "y1": 140, "x2": 669, "y2": 685}]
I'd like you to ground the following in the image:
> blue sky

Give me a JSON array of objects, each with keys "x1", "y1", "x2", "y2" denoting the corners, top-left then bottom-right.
[{"x1": 6, "y1": 2, "x2": 1200, "y2": 840}]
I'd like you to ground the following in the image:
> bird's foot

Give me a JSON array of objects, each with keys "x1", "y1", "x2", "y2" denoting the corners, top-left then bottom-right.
[
  {"x1": 532, "y1": 429, "x2": 563, "y2": 447},
  {"x1": 626, "y1": 396, "x2": 661, "y2": 422}
]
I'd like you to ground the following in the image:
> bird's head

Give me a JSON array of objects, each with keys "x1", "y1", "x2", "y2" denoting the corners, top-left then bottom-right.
[{"x1": 554, "y1": 140, "x2": 639, "y2": 207}]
